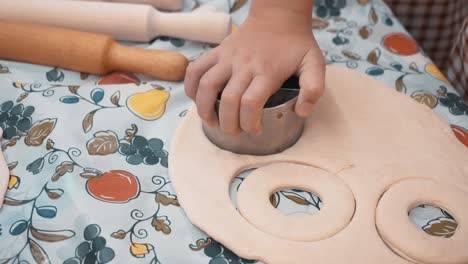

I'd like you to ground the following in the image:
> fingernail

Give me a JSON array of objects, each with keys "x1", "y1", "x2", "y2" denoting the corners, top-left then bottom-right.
[{"x1": 298, "y1": 102, "x2": 314, "y2": 116}]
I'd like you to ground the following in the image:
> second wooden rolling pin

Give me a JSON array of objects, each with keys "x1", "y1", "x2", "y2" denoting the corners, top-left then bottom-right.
[
  {"x1": 70, "y1": 0, "x2": 185, "y2": 11},
  {"x1": 0, "y1": 0, "x2": 231, "y2": 44},
  {"x1": 0, "y1": 21, "x2": 188, "y2": 81}
]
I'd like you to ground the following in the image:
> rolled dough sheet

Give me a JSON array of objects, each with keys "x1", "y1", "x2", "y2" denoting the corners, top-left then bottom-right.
[{"x1": 169, "y1": 65, "x2": 468, "y2": 264}]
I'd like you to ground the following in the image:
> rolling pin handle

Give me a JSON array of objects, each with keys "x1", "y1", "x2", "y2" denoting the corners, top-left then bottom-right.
[{"x1": 107, "y1": 43, "x2": 188, "y2": 81}]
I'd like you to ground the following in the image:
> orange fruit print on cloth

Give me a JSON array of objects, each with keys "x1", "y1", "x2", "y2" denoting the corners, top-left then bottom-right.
[
  {"x1": 97, "y1": 72, "x2": 141, "y2": 85},
  {"x1": 452, "y1": 125, "x2": 468, "y2": 147},
  {"x1": 86, "y1": 170, "x2": 140, "y2": 203},
  {"x1": 383, "y1": 33, "x2": 419, "y2": 56}
]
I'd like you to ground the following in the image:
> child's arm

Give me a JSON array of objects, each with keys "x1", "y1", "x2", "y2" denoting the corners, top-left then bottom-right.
[{"x1": 185, "y1": 0, "x2": 325, "y2": 135}]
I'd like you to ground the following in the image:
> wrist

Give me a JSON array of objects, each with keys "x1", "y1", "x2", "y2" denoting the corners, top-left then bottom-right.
[{"x1": 249, "y1": 0, "x2": 313, "y2": 29}]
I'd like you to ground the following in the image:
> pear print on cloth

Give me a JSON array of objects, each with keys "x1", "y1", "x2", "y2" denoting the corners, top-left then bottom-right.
[{"x1": 126, "y1": 87, "x2": 170, "y2": 121}]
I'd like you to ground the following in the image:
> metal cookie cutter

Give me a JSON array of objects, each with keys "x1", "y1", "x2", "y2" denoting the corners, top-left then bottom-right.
[{"x1": 203, "y1": 76, "x2": 305, "y2": 156}]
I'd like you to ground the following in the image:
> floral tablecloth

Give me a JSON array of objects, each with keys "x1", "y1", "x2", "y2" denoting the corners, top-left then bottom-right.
[{"x1": 0, "y1": 0, "x2": 467, "y2": 263}]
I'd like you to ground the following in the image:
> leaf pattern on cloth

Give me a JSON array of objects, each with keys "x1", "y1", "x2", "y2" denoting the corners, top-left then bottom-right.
[
  {"x1": 422, "y1": 218, "x2": 458, "y2": 238},
  {"x1": 25, "y1": 118, "x2": 57, "y2": 146},
  {"x1": 0, "y1": 64, "x2": 10, "y2": 74},
  {"x1": 152, "y1": 216, "x2": 171, "y2": 235},
  {"x1": 155, "y1": 192, "x2": 180, "y2": 206},
  {"x1": 30, "y1": 239, "x2": 49, "y2": 263},
  {"x1": 231, "y1": 0, "x2": 247, "y2": 12},
  {"x1": 31, "y1": 228, "x2": 75, "y2": 242},
  {"x1": 51, "y1": 161, "x2": 74, "y2": 181},
  {"x1": 3, "y1": 182, "x2": 76, "y2": 263},
  {"x1": 411, "y1": 91, "x2": 438, "y2": 109},
  {"x1": 87, "y1": 130, "x2": 119, "y2": 155},
  {"x1": 0, "y1": 0, "x2": 467, "y2": 263}
]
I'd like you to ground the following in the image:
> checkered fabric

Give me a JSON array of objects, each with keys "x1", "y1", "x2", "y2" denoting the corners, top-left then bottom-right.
[
  {"x1": 445, "y1": 19, "x2": 467, "y2": 97},
  {"x1": 385, "y1": 0, "x2": 468, "y2": 96}
]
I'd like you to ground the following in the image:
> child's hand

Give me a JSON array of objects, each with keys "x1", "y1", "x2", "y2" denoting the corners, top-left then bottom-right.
[{"x1": 185, "y1": 2, "x2": 325, "y2": 135}]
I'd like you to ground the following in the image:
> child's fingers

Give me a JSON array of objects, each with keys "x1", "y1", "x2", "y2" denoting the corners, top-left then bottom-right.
[
  {"x1": 219, "y1": 70, "x2": 253, "y2": 136},
  {"x1": 195, "y1": 63, "x2": 232, "y2": 127},
  {"x1": 296, "y1": 50, "x2": 325, "y2": 117},
  {"x1": 240, "y1": 76, "x2": 281, "y2": 134},
  {"x1": 184, "y1": 51, "x2": 218, "y2": 101}
]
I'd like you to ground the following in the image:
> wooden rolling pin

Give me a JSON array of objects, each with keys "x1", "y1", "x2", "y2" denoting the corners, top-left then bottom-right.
[
  {"x1": 67, "y1": 0, "x2": 185, "y2": 11},
  {"x1": 65, "y1": 0, "x2": 231, "y2": 12},
  {"x1": 52, "y1": 0, "x2": 228, "y2": 13},
  {"x1": 0, "y1": 21, "x2": 188, "y2": 81},
  {"x1": 0, "y1": 0, "x2": 231, "y2": 44}
]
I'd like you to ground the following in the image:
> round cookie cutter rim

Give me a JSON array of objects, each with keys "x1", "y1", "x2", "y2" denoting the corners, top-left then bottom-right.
[{"x1": 202, "y1": 76, "x2": 305, "y2": 156}]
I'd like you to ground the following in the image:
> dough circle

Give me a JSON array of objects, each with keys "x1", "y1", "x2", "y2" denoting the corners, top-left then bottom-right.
[
  {"x1": 237, "y1": 162, "x2": 355, "y2": 242},
  {"x1": 169, "y1": 65, "x2": 468, "y2": 264},
  {"x1": 376, "y1": 178, "x2": 468, "y2": 264}
]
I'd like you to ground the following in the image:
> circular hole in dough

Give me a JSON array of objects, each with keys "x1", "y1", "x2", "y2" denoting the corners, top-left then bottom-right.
[
  {"x1": 236, "y1": 162, "x2": 355, "y2": 242},
  {"x1": 230, "y1": 168, "x2": 257, "y2": 208},
  {"x1": 408, "y1": 204, "x2": 458, "y2": 238},
  {"x1": 230, "y1": 168, "x2": 323, "y2": 217},
  {"x1": 376, "y1": 178, "x2": 468, "y2": 264}
]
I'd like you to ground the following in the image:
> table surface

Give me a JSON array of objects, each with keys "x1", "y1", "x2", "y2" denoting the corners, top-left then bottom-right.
[{"x1": 0, "y1": 0, "x2": 467, "y2": 263}]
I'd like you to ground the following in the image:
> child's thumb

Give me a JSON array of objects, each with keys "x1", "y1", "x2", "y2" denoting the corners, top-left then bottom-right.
[{"x1": 295, "y1": 54, "x2": 325, "y2": 117}]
